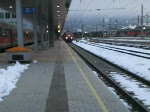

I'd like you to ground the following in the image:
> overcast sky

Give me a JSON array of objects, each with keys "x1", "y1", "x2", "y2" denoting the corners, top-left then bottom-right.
[{"x1": 64, "y1": 0, "x2": 150, "y2": 30}]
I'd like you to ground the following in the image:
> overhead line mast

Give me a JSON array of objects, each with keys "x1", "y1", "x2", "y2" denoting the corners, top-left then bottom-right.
[{"x1": 141, "y1": 4, "x2": 144, "y2": 38}]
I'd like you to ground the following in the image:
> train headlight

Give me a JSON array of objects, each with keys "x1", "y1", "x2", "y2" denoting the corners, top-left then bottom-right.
[{"x1": 66, "y1": 37, "x2": 68, "y2": 39}]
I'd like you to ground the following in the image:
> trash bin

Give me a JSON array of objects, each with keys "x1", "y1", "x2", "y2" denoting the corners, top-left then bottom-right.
[{"x1": 6, "y1": 47, "x2": 31, "y2": 62}]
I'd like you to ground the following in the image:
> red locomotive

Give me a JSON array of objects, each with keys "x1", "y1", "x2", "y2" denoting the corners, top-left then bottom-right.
[{"x1": 61, "y1": 31, "x2": 74, "y2": 43}]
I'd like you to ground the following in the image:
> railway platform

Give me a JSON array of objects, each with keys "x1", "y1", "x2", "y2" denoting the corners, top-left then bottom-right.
[{"x1": 0, "y1": 39, "x2": 130, "y2": 112}]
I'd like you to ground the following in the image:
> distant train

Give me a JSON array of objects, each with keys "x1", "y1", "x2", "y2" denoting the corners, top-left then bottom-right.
[
  {"x1": 116, "y1": 29, "x2": 147, "y2": 37},
  {"x1": 0, "y1": 21, "x2": 40, "y2": 51},
  {"x1": 74, "y1": 29, "x2": 149, "y2": 38},
  {"x1": 61, "y1": 31, "x2": 74, "y2": 43}
]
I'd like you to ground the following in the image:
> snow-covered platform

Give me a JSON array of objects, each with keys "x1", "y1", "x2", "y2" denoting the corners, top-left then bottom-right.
[{"x1": 0, "y1": 39, "x2": 130, "y2": 112}]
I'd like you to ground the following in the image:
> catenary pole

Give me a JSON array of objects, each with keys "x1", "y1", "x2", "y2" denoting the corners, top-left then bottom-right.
[
  {"x1": 141, "y1": 4, "x2": 144, "y2": 38},
  {"x1": 102, "y1": 17, "x2": 105, "y2": 38}
]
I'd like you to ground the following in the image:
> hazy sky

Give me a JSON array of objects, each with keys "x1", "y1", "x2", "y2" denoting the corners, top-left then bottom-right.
[{"x1": 65, "y1": 0, "x2": 150, "y2": 29}]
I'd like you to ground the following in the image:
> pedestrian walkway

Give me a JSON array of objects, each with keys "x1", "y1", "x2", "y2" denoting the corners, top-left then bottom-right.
[{"x1": 0, "y1": 39, "x2": 130, "y2": 112}]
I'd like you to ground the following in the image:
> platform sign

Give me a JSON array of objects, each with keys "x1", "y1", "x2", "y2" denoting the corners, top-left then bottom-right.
[{"x1": 22, "y1": 7, "x2": 36, "y2": 14}]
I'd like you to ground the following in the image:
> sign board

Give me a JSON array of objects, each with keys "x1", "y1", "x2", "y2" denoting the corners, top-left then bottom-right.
[{"x1": 22, "y1": 7, "x2": 36, "y2": 14}]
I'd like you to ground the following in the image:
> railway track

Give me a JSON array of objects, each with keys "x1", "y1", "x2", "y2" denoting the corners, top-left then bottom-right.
[
  {"x1": 70, "y1": 43, "x2": 150, "y2": 112},
  {"x1": 83, "y1": 41, "x2": 150, "y2": 60},
  {"x1": 90, "y1": 38, "x2": 150, "y2": 50}
]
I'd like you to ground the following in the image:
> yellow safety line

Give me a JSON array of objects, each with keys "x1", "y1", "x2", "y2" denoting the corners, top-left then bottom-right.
[{"x1": 64, "y1": 43, "x2": 109, "y2": 112}]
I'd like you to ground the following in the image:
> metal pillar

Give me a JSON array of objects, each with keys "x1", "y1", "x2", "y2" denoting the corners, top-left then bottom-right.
[
  {"x1": 39, "y1": 0, "x2": 44, "y2": 47},
  {"x1": 33, "y1": 0, "x2": 38, "y2": 52},
  {"x1": 48, "y1": 0, "x2": 54, "y2": 47},
  {"x1": 45, "y1": 31, "x2": 48, "y2": 46},
  {"x1": 47, "y1": 32, "x2": 49, "y2": 46},
  {"x1": 109, "y1": 18, "x2": 111, "y2": 37},
  {"x1": 96, "y1": 24, "x2": 98, "y2": 37},
  {"x1": 81, "y1": 24, "x2": 84, "y2": 38},
  {"x1": 146, "y1": 12, "x2": 149, "y2": 26},
  {"x1": 102, "y1": 17, "x2": 105, "y2": 38},
  {"x1": 53, "y1": 0, "x2": 59, "y2": 40},
  {"x1": 40, "y1": 17, "x2": 44, "y2": 47},
  {"x1": 33, "y1": 13, "x2": 38, "y2": 52},
  {"x1": 141, "y1": 4, "x2": 144, "y2": 38},
  {"x1": 15, "y1": 0, "x2": 24, "y2": 47},
  {"x1": 138, "y1": 15, "x2": 139, "y2": 27},
  {"x1": 115, "y1": 19, "x2": 118, "y2": 37}
]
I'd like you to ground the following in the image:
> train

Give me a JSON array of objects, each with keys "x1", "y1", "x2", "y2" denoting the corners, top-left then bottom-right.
[
  {"x1": 0, "y1": 21, "x2": 40, "y2": 51},
  {"x1": 116, "y1": 29, "x2": 148, "y2": 37},
  {"x1": 61, "y1": 31, "x2": 74, "y2": 43},
  {"x1": 73, "y1": 29, "x2": 149, "y2": 38}
]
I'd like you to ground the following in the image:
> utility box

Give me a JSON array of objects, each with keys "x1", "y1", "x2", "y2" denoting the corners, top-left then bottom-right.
[{"x1": 6, "y1": 47, "x2": 31, "y2": 62}]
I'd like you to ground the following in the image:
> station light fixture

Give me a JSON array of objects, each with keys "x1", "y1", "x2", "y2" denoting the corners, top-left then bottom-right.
[
  {"x1": 58, "y1": 30, "x2": 61, "y2": 33},
  {"x1": 9, "y1": 6, "x2": 13, "y2": 8},
  {"x1": 57, "y1": 6, "x2": 60, "y2": 8},
  {"x1": 58, "y1": 25, "x2": 61, "y2": 29},
  {"x1": 57, "y1": 11, "x2": 60, "y2": 13}
]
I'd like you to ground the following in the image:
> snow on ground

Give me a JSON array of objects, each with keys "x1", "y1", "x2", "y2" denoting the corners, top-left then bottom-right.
[
  {"x1": 92, "y1": 42, "x2": 150, "y2": 54},
  {"x1": 110, "y1": 72, "x2": 150, "y2": 109},
  {"x1": 73, "y1": 39, "x2": 150, "y2": 109},
  {"x1": 98, "y1": 37, "x2": 150, "y2": 42},
  {"x1": 73, "y1": 40, "x2": 150, "y2": 81},
  {"x1": 0, "y1": 62, "x2": 29, "y2": 101},
  {"x1": 92, "y1": 70, "x2": 132, "y2": 109}
]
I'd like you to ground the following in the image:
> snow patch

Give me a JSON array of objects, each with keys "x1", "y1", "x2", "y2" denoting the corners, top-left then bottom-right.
[{"x1": 0, "y1": 62, "x2": 29, "y2": 101}]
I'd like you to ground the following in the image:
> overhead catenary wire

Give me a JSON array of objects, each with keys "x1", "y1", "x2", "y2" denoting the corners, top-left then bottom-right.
[
  {"x1": 65, "y1": 0, "x2": 150, "y2": 32},
  {"x1": 107, "y1": 0, "x2": 150, "y2": 19},
  {"x1": 99, "y1": 0, "x2": 150, "y2": 27},
  {"x1": 106, "y1": 0, "x2": 140, "y2": 17},
  {"x1": 64, "y1": 0, "x2": 95, "y2": 31}
]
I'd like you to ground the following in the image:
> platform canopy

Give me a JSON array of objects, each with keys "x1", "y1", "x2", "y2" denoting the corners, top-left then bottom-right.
[{"x1": 0, "y1": 0, "x2": 71, "y2": 36}]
